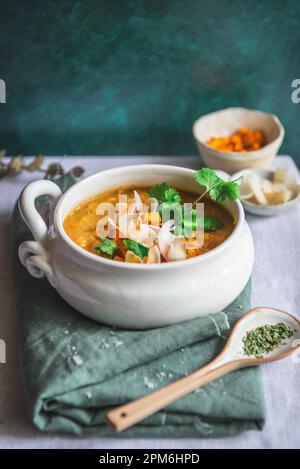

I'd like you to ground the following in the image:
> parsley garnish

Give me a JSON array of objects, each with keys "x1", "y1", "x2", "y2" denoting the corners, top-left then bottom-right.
[
  {"x1": 122, "y1": 239, "x2": 149, "y2": 259},
  {"x1": 194, "y1": 168, "x2": 240, "y2": 202},
  {"x1": 202, "y1": 215, "x2": 224, "y2": 232},
  {"x1": 194, "y1": 168, "x2": 221, "y2": 192},
  {"x1": 149, "y1": 182, "x2": 181, "y2": 206},
  {"x1": 182, "y1": 209, "x2": 224, "y2": 235},
  {"x1": 210, "y1": 181, "x2": 240, "y2": 202},
  {"x1": 94, "y1": 238, "x2": 117, "y2": 257}
]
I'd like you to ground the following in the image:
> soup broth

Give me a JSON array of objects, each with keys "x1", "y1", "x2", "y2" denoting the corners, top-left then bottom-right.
[{"x1": 63, "y1": 185, "x2": 235, "y2": 263}]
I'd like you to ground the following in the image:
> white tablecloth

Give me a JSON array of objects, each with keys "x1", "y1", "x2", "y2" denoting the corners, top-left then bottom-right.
[{"x1": 0, "y1": 155, "x2": 299, "y2": 449}]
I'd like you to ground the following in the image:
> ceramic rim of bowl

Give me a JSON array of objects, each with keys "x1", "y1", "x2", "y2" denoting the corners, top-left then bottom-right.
[{"x1": 54, "y1": 164, "x2": 245, "y2": 270}]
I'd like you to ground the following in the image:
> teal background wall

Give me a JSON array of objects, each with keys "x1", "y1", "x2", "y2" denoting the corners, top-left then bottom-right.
[{"x1": 1, "y1": 0, "x2": 300, "y2": 161}]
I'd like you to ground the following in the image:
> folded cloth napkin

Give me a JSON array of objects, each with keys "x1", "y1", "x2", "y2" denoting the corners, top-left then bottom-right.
[{"x1": 11, "y1": 173, "x2": 265, "y2": 437}]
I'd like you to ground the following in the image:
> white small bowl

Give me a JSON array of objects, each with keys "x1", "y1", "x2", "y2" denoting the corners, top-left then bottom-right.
[
  {"x1": 232, "y1": 168, "x2": 300, "y2": 216},
  {"x1": 193, "y1": 107, "x2": 285, "y2": 174}
]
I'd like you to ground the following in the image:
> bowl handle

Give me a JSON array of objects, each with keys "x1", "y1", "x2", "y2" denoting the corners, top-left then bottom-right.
[{"x1": 18, "y1": 180, "x2": 62, "y2": 285}]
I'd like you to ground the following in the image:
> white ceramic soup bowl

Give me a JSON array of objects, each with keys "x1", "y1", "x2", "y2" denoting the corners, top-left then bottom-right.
[{"x1": 18, "y1": 164, "x2": 254, "y2": 329}]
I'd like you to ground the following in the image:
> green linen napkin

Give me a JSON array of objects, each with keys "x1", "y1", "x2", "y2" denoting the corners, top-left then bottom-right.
[{"x1": 11, "y1": 173, "x2": 265, "y2": 437}]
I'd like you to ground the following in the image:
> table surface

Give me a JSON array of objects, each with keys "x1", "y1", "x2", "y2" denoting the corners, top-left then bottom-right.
[{"x1": 0, "y1": 155, "x2": 299, "y2": 449}]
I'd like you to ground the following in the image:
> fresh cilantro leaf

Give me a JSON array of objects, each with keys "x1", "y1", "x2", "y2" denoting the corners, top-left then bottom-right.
[
  {"x1": 149, "y1": 182, "x2": 169, "y2": 201},
  {"x1": 202, "y1": 215, "x2": 224, "y2": 232},
  {"x1": 210, "y1": 181, "x2": 240, "y2": 202},
  {"x1": 164, "y1": 187, "x2": 181, "y2": 205},
  {"x1": 149, "y1": 182, "x2": 181, "y2": 206},
  {"x1": 194, "y1": 168, "x2": 240, "y2": 202},
  {"x1": 122, "y1": 239, "x2": 149, "y2": 259},
  {"x1": 182, "y1": 209, "x2": 224, "y2": 235},
  {"x1": 194, "y1": 168, "x2": 221, "y2": 191},
  {"x1": 94, "y1": 238, "x2": 117, "y2": 257}
]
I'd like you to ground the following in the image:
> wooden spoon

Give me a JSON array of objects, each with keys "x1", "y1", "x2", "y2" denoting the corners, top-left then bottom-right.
[{"x1": 107, "y1": 307, "x2": 300, "y2": 432}]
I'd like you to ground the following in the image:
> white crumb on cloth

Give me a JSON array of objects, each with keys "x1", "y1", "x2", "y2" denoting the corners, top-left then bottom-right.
[
  {"x1": 72, "y1": 354, "x2": 83, "y2": 366},
  {"x1": 143, "y1": 377, "x2": 155, "y2": 389}
]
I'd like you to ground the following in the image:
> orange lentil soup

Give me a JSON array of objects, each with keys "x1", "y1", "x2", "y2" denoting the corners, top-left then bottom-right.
[{"x1": 63, "y1": 186, "x2": 235, "y2": 263}]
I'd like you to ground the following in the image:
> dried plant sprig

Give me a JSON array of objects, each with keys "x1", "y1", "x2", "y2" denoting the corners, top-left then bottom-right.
[
  {"x1": 25, "y1": 155, "x2": 44, "y2": 172},
  {"x1": 0, "y1": 150, "x2": 84, "y2": 181}
]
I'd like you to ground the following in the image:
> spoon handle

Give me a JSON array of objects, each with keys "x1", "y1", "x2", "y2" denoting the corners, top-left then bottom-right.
[{"x1": 107, "y1": 360, "x2": 241, "y2": 432}]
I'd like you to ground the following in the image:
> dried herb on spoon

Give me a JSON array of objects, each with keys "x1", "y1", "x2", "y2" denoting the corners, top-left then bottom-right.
[{"x1": 242, "y1": 322, "x2": 293, "y2": 358}]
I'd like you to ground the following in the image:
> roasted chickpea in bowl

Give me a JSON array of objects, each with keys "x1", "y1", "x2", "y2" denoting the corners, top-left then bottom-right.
[{"x1": 193, "y1": 107, "x2": 284, "y2": 174}]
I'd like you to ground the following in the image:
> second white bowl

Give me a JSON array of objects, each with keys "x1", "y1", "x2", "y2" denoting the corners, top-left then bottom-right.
[{"x1": 193, "y1": 107, "x2": 285, "y2": 174}]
